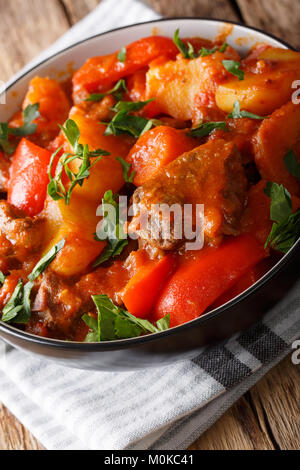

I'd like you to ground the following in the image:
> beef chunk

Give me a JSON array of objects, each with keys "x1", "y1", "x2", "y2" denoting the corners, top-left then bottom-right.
[
  {"x1": 0, "y1": 201, "x2": 45, "y2": 265},
  {"x1": 129, "y1": 139, "x2": 247, "y2": 251}
]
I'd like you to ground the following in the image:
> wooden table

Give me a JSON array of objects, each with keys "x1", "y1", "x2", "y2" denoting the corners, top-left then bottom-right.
[{"x1": 0, "y1": 0, "x2": 299, "y2": 451}]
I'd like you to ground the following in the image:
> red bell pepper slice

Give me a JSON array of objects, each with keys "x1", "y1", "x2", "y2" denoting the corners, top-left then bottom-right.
[
  {"x1": 8, "y1": 138, "x2": 51, "y2": 217},
  {"x1": 72, "y1": 36, "x2": 178, "y2": 100},
  {"x1": 121, "y1": 253, "x2": 176, "y2": 319},
  {"x1": 153, "y1": 234, "x2": 266, "y2": 327}
]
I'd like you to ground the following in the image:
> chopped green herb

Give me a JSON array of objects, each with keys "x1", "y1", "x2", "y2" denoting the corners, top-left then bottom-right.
[
  {"x1": 0, "y1": 271, "x2": 6, "y2": 286},
  {"x1": 199, "y1": 46, "x2": 217, "y2": 57},
  {"x1": 284, "y1": 148, "x2": 300, "y2": 180},
  {"x1": 264, "y1": 182, "x2": 292, "y2": 223},
  {"x1": 174, "y1": 29, "x2": 227, "y2": 60},
  {"x1": 116, "y1": 156, "x2": 135, "y2": 183},
  {"x1": 0, "y1": 123, "x2": 15, "y2": 154},
  {"x1": 82, "y1": 294, "x2": 170, "y2": 342},
  {"x1": 156, "y1": 313, "x2": 171, "y2": 332},
  {"x1": 264, "y1": 182, "x2": 300, "y2": 253},
  {"x1": 173, "y1": 29, "x2": 191, "y2": 59},
  {"x1": 222, "y1": 60, "x2": 244, "y2": 80},
  {"x1": 10, "y1": 103, "x2": 40, "y2": 137},
  {"x1": 29, "y1": 238, "x2": 66, "y2": 282},
  {"x1": 1, "y1": 239, "x2": 65, "y2": 324},
  {"x1": 47, "y1": 119, "x2": 110, "y2": 205},
  {"x1": 218, "y1": 43, "x2": 228, "y2": 53},
  {"x1": 1, "y1": 280, "x2": 24, "y2": 323},
  {"x1": 112, "y1": 99, "x2": 154, "y2": 113},
  {"x1": 187, "y1": 121, "x2": 228, "y2": 138},
  {"x1": 101, "y1": 98, "x2": 158, "y2": 138},
  {"x1": 117, "y1": 47, "x2": 127, "y2": 63},
  {"x1": 228, "y1": 101, "x2": 266, "y2": 120},
  {"x1": 93, "y1": 190, "x2": 128, "y2": 267},
  {"x1": 0, "y1": 104, "x2": 40, "y2": 154},
  {"x1": 85, "y1": 79, "x2": 127, "y2": 102},
  {"x1": 187, "y1": 42, "x2": 197, "y2": 59}
]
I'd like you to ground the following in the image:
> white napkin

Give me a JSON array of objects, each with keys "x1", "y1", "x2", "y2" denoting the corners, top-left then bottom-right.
[{"x1": 0, "y1": 0, "x2": 299, "y2": 450}]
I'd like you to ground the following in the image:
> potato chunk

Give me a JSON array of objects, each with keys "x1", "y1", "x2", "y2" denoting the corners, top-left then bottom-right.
[
  {"x1": 129, "y1": 140, "x2": 247, "y2": 251},
  {"x1": 253, "y1": 101, "x2": 300, "y2": 196},
  {"x1": 216, "y1": 48, "x2": 300, "y2": 115},
  {"x1": 146, "y1": 49, "x2": 240, "y2": 121}
]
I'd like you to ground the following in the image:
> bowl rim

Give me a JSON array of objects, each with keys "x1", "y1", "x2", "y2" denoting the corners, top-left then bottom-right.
[{"x1": 0, "y1": 17, "x2": 298, "y2": 350}]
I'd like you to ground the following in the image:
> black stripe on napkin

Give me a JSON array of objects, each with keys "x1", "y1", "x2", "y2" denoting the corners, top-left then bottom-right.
[
  {"x1": 192, "y1": 346, "x2": 252, "y2": 389},
  {"x1": 237, "y1": 322, "x2": 288, "y2": 364}
]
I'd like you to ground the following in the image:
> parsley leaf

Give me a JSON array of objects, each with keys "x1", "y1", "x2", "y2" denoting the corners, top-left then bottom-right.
[
  {"x1": 156, "y1": 313, "x2": 171, "y2": 332},
  {"x1": 101, "y1": 98, "x2": 162, "y2": 138},
  {"x1": 0, "y1": 271, "x2": 6, "y2": 286},
  {"x1": 10, "y1": 103, "x2": 40, "y2": 137},
  {"x1": 174, "y1": 29, "x2": 227, "y2": 59},
  {"x1": 0, "y1": 104, "x2": 40, "y2": 154},
  {"x1": 116, "y1": 156, "x2": 135, "y2": 183},
  {"x1": 264, "y1": 182, "x2": 300, "y2": 253},
  {"x1": 187, "y1": 121, "x2": 228, "y2": 138},
  {"x1": 29, "y1": 238, "x2": 66, "y2": 282},
  {"x1": 93, "y1": 190, "x2": 128, "y2": 267},
  {"x1": 1, "y1": 280, "x2": 24, "y2": 323},
  {"x1": 117, "y1": 47, "x2": 127, "y2": 63},
  {"x1": 47, "y1": 119, "x2": 110, "y2": 205},
  {"x1": 199, "y1": 46, "x2": 217, "y2": 57},
  {"x1": 0, "y1": 123, "x2": 15, "y2": 154},
  {"x1": 264, "y1": 182, "x2": 292, "y2": 223},
  {"x1": 102, "y1": 104, "x2": 156, "y2": 138},
  {"x1": 284, "y1": 148, "x2": 300, "y2": 180},
  {"x1": 85, "y1": 79, "x2": 127, "y2": 102},
  {"x1": 173, "y1": 29, "x2": 191, "y2": 59},
  {"x1": 82, "y1": 294, "x2": 170, "y2": 342},
  {"x1": 1, "y1": 239, "x2": 65, "y2": 324},
  {"x1": 112, "y1": 99, "x2": 154, "y2": 113},
  {"x1": 228, "y1": 101, "x2": 266, "y2": 120},
  {"x1": 222, "y1": 60, "x2": 244, "y2": 80},
  {"x1": 219, "y1": 43, "x2": 228, "y2": 53}
]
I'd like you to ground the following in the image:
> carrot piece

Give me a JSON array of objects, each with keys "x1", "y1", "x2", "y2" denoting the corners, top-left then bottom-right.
[
  {"x1": 121, "y1": 253, "x2": 176, "y2": 319},
  {"x1": 125, "y1": 69, "x2": 161, "y2": 117},
  {"x1": 72, "y1": 36, "x2": 178, "y2": 102},
  {"x1": 8, "y1": 138, "x2": 52, "y2": 217},
  {"x1": 127, "y1": 126, "x2": 197, "y2": 186},
  {"x1": 9, "y1": 77, "x2": 71, "y2": 147},
  {"x1": 153, "y1": 234, "x2": 266, "y2": 327}
]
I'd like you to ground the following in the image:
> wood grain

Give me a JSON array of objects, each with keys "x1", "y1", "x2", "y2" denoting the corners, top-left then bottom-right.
[
  {"x1": 0, "y1": 0, "x2": 299, "y2": 451},
  {"x1": 0, "y1": 0, "x2": 70, "y2": 82},
  {"x1": 249, "y1": 355, "x2": 300, "y2": 450},
  {"x1": 62, "y1": 0, "x2": 101, "y2": 25},
  {"x1": 0, "y1": 403, "x2": 44, "y2": 450},
  {"x1": 237, "y1": 0, "x2": 300, "y2": 49},
  {"x1": 190, "y1": 355, "x2": 299, "y2": 450},
  {"x1": 145, "y1": 0, "x2": 240, "y2": 21}
]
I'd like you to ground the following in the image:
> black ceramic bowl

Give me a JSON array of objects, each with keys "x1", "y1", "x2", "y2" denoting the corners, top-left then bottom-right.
[{"x1": 0, "y1": 18, "x2": 298, "y2": 370}]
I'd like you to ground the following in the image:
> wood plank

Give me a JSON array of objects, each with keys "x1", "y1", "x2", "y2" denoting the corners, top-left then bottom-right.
[
  {"x1": 0, "y1": 0, "x2": 70, "y2": 82},
  {"x1": 145, "y1": 0, "x2": 240, "y2": 21},
  {"x1": 249, "y1": 355, "x2": 300, "y2": 450},
  {"x1": 62, "y1": 0, "x2": 101, "y2": 25},
  {"x1": 0, "y1": 403, "x2": 44, "y2": 450},
  {"x1": 190, "y1": 396, "x2": 275, "y2": 450},
  {"x1": 191, "y1": 354, "x2": 299, "y2": 450},
  {"x1": 237, "y1": 0, "x2": 300, "y2": 49}
]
